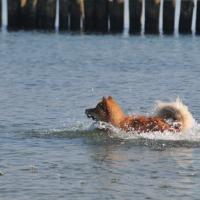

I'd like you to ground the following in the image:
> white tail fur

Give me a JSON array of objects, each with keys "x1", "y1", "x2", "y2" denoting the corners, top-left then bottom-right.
[{"x1": 154, "y1": 98, "x2": 194, "y2": 131}]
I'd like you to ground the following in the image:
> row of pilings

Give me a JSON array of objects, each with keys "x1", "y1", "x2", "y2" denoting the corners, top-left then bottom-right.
[{"x1": 0, "y1": 0, "x2": 200, "y2": 34}]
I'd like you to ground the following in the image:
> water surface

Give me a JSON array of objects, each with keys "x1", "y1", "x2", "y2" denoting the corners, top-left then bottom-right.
[{"x1": 0, "y1": 32, "x2": 200, "y2": 200}]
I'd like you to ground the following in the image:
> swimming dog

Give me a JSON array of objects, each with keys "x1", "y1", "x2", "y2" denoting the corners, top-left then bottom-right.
[{"x1": 85, "y1": 96, "x2": 194, "y2": 133}]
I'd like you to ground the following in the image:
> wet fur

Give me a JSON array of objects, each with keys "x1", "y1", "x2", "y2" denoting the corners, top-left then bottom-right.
[{"x1": 85, "y1": 96, "x2": 194, "y2": 133}]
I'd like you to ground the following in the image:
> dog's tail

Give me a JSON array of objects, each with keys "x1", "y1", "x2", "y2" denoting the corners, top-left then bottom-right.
[{"x1": 154, "y1": 98, "x2": 194, "y2": 131}]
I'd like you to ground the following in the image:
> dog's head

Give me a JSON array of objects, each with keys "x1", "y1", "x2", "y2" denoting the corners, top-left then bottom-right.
[
  {"x1": 85, "y1": 97, "x2": 109, "y2": 122},
  {"x1": 85, "y1": 96, "x2": 125, "y2": 125}
]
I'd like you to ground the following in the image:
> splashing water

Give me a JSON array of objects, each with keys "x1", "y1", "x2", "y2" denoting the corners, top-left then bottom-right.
[
  {"x1": 94, "y1": 120, "x2": 200, "y2": 141},
  {"x1": 19, "y1": 120, "x2": 200, "y2": 145}
]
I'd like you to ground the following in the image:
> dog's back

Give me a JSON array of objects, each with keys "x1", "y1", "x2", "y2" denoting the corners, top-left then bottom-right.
[{"x1": 120, "y1": 115, "x2": 179, "y2": 132}]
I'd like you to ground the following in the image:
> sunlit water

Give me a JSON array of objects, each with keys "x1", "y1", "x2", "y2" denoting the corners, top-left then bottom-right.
[{"x1": 0, "y1": 32, "x2": 200, "y2": 199}]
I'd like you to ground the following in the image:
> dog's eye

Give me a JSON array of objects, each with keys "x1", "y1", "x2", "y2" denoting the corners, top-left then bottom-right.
[{"x1": 98, "y1": 103, "x2": 104, "y2": 110}]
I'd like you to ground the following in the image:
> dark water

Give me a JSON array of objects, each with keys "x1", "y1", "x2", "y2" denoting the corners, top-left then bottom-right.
[{"x1": 0, "y1": 32, "x2": 200, "y2": 200}]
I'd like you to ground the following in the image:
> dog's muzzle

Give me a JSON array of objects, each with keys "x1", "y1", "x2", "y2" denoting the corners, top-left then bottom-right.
[{"x1": 85, "y1": 109, "x2": 97, "y2": 120}]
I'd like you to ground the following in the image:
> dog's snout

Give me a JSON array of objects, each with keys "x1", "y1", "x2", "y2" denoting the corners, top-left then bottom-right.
[
  {"x1": 85, "y1": 108, "x2": 97, "y2": 120},
  {"x1": 85, "y1": 108, "x2": 92, "y2": 117}
]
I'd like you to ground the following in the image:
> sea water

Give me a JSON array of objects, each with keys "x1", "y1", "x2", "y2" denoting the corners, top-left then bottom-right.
[{"x1": 0, "y1": 32, "x2": 200, "y2": 200}]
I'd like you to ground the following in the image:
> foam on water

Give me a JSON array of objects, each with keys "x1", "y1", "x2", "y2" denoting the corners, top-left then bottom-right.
[
  {"x1": 95, "y1": 121, "x2": 200, "y2": 142},
  {"x1": 44, "y1": 121, "x2": 197, "y2": 149},
  {"x1": 16, "y1": 119, "x2": 200, "y2": 149}
]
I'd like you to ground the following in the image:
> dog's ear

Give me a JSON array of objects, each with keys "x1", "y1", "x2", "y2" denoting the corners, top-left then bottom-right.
[
  {"x1": 108, "y1": 96, "x2": 113, "y2": 100},
  {"x1": 102, "y1": 97, "x2": 108, "y2": 107}
]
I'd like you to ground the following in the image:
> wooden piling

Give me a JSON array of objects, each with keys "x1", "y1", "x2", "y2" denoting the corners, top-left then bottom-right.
[
  {"x1": 36, "y1": 0, "x2": 56, "y2": 30},
  {"x1": 4, "y1": 0, "x2": 200, "y2": 35},
  {"x1": 179, "y1": 0, "x2": 194, "y2": 34},
  {"x1": 8, "y1": 0, "x2": 38, "y2": 30},
  {"x1": 109, "y1": 0, "x2": 124, "y2": 33},
  {"x1": 18, "y1": 0, "x2": 38, "y2": 29},
  {"x1": 95, "y1": 0, "x2": 108, "y2": 32},
  {"x1": 59, "y1": 0, "x2": 69, "y2": 31},
  {"x1": 163, "y1": 0, "x2": 175, "y2": 34},
  {"x1": 84, "y1": 0, "x2": 108, "y2": 33},
  {"x1": 8, "y1": 0, "x2": 20, "y2": 30},
  {"x1": 145, "y1": 0, "x2": 160, "y2": 34},
  {"x1": 196, "y1": 0, "x2": 200, "y2": 34},
  {"x1": 84, "y1": 0, "x2": 95, "y2": 32},
  {"x1": 129, "y1": 0, "x2": 142, "y2": 34},
  {"x1": 70, "y1": 0, "x2": 81, "y2": 31}
]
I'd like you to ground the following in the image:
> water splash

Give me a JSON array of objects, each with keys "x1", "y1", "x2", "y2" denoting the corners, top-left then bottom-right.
[
  {"x1": 123, "y1": 0, "x2": 130, "y2": 36},
  {"x1": 18, "y1": 120, "x2": 200, "y2": 148},
  {"x1": 1, "y1": 0, "x2": 8, "y2": 31},
  {"x1": 95, "y1": 121, "x2": 200, "y2": 142},
  {"x1": 16, "y1": 115, "x2": 200, "y2": 148},
  {"x1": 55, "y1": 0, "x2": 59, "y2": 32}
]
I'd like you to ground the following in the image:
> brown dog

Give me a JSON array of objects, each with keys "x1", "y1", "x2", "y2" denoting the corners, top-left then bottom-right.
[{"x1": 85, "y1": 96, "x2": 194, "y2": 133}]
